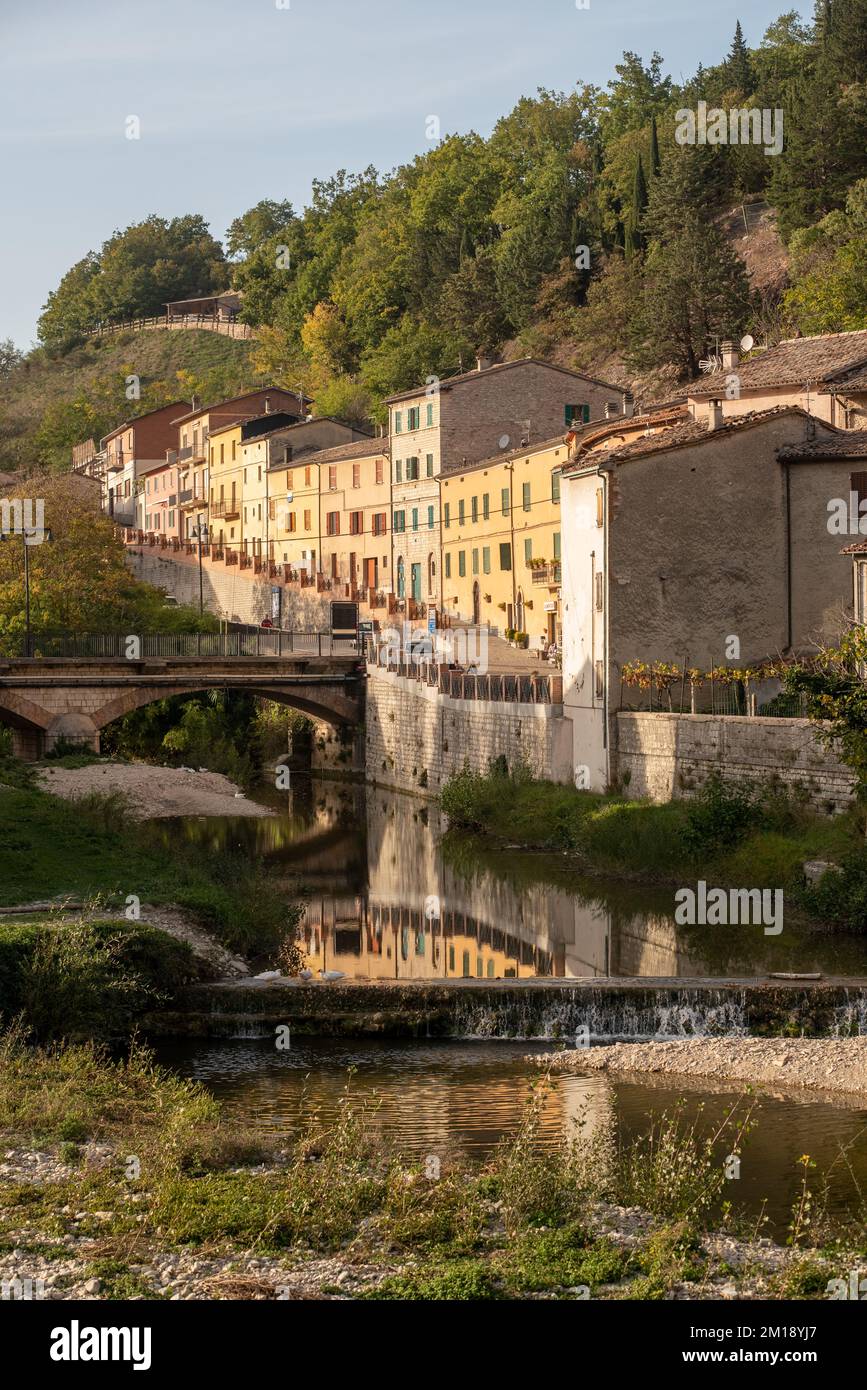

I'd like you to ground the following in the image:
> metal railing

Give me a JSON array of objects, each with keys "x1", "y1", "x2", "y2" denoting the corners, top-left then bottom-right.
[
  {"x1": 370, "y1": 654, "x2": 562, "y2": 705},
  {"x1": 13, "y1": 628, "x2": 360, "y2": 661}
]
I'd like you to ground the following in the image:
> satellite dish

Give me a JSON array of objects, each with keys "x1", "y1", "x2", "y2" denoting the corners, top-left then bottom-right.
[
  {"x1": 498, "y1": 434, "x2": 511, "y2": 450},
  {"x1": 740, "y1": 334, "x2": 754, "y2": 353}
]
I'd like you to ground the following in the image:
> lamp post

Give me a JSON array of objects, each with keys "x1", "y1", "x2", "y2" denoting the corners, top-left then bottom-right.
[
  {"x1": 0, "y1": 525, "x2": 51, "y2": 657},
  {"x1": 191, "y1": 516, "x2": 209, "y2": 616}
]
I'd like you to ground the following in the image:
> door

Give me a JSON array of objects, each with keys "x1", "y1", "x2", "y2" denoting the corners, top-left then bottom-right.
[
  {"x1": 472, "y1": 581, "x2": 480, "y2": 625},
  {"x1": 411, "y1": 562, "x2": 422, "y2": 601},
  {"x1": 397, "y1": 557, "x2": 405, "y2": 598},
  {"x1": 364, "y1": 557, "x2": 378, "y2": 592}
]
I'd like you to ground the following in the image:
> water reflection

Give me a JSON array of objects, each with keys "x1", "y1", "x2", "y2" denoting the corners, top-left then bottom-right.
[{"x1": 149, "y1": 777, "x2": 867, "y2": 981}]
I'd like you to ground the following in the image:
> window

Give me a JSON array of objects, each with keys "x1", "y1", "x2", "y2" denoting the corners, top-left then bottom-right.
[
  {"x1": 443, "y1": 502, "x2": 450, "y2": 529},
  {"x1": 471, "y1": 496, "x2": 478, "y2": 524},
  {"x1": 407, "y1": 457, "x2": 419, "y2": 481},
  {"x1": 232, "y1": 440, "x2": 236, "y2": 460},
  {"x1": 501, "y1": 487, "x2": 510, "y2": 516},
  {"x1": 305, "y1": 467, "x2": 312, "y2": 486},
  {"x1": 373, "y1": 512, "x2": 387, "y2": 536},
  {"x1": 395, "y1": 459, "x2": 403, "y2": 483},
  {"x1": 458, "y1": 551, "x2": 466, "y2": 577},
  {"x1": 426, "y1": 403, "x2": 434, "y2": 427},
  {"x1": 551, "y1": 472, "x2": 561, "y2": 503},
  {"x1": 595, "y1": 571, "x2": 604, "y2": 610},
  {"x1": 286, "y1": 512, "x2": 297, "y2": 533},
  {"x1": 350, "y1": 511, "x2": 363, "y2": 535},
  {"x1": 375, "y1": 459, "x2": 383, "y2": 485},
  {"x1": 303, "y1": 509, "x2": 312, "y2": 530},
  {"x1": 482, "y1": 493, "x2": 489, "y2": 520},
  {"x1": 458, "y1": 499, "x2": 465, "y2": 526},
  {"x1": 553, "y1": 531, "x2": 561, "y2": 561},
  {"x1": 168, "y1": 510, "x2": 175, "y2": 528},
  {"x1": 482, "y1": 546, "x2": 491, "y2": 574},
  {"x1": 394, "y1": 411, "x2": 403, "y2": 434},
  {"x1": 595, "y1": 660, "x2": 604, "y2": 699},
  {"x1": 472, "y1": 548, "x2": 479, "y2": 575},
  {"x1": 565, "y1": 403, "x2": 590, "y2": 427},
  {"x1": 596, "y1": 488, "x2": 604, "y2": 528},
  {"x1": 426, "y1": 453, "x2": 434, "y2": 477},
  {"x1": 352, "y1": 463, "x2": 361, "y2": 488},
  {"x1": 326, "y1": 511, "x2": 340, "y2": 536},
  {"x1": 445, "y1": 553, "x2": 451, "y2": 579},
  {"x1": 220, "y1": 444, "x2": 225, "y2": 464},
  {"x1": 499, "y1": 543, "x2": 512, "y2": 571},
  {"x1": 524, "y1": 538, "x2": 533, "y2": 565},
  {"x1": 427, "y1": 505, "x2": 435, "y2": 529},
  {"x1": 411, "y1": 507, "x2": 419, "y2": 532},
  {"x1": 407, "y1": 406, "x2": 420, "y2": 430},
  {"x1": 393, "y1": 509, "x2": 406, "y2": 533},
  {"x1": 522, "y1": 481, "x2": 531, "y2": 512},
  {"x1": 328, "y1": 465, "x2": 337, "y2": 490}
]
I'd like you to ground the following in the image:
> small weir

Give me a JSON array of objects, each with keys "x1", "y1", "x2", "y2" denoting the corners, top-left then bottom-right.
[{"x1": 145, "y1": 978, "x2": 867, "y2": 1042}]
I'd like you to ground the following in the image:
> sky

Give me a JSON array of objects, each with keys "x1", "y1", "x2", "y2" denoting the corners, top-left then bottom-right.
[{"x1": 0, "y1": 0, "x2": 807, "y2": 349}]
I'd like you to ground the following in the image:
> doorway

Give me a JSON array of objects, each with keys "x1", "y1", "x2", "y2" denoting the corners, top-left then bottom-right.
[
  {"x1": 411, "y1": 562, "x2": 422, "y2": 601},
  {"x1": 472, "y1": 581, "x2": 480, "y2": 625}
]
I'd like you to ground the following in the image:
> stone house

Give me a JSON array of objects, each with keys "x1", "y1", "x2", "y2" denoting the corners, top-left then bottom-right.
[
  {"x1": 97, "y1": 402, "x2": 186, "y2": 530},
  {"x1": 687, "y1": 331, "x2": 867, "y2": 429}
]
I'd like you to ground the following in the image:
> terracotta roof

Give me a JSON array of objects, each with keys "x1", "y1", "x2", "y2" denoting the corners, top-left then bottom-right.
[
  {"x1": 440, "y1": 433, "x2": 569, "y2": 480},
  {"x1": 562, "y1": 406, "x2": 841, "y2": 472},
  {"x1": 841, "y1": 540, "x2": 867, "y2": 555},
  {"x1": 689, "y1": 331, "x2": 867, "y2": 397},
  {"x1": 385, "y1": 357, "x2": 626, "y2": 405},
  {"x1": 779, "y1": 431, "x2": 867, "y2": 461},
  {"x1": 101, "y1": 400, "x2": 188, "y2": 443},
  {"x1": 296, "y1": 436, "x2": 390, "y2": 465},
  {"x1": 171, "y1": 388, "x2": 312, "y2": 426}
]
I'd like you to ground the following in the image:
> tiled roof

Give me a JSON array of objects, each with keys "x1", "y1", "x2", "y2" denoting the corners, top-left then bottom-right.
[
  {"x1": 385, "y1": 358, "x2": 626, "y2": 404},
  {"x1": 841, "y1": 540, "x2": 867, "y2": 554},
  {"x1": 297, "y1": 435, "x2": 390, "y2": 464},
  {"x1": 171, "y1": 387, "x2": 312, "y2": 425},
  {"x1": 562, "y1": 406, "x2": 836, "y2": 471},
  {"x1": 440, "y1": 433, "x2": 568, "y2": 479},
  {"x1": 779, "y1": 431, "x2": 867, "y2": 460},
  {"x1": 689, "y1": 331, "x2": 867, "y2": 396}
]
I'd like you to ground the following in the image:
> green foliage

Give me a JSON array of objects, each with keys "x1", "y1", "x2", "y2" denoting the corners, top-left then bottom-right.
[
  {"x1": 786, "y1": 628, "x2": 867, "y2": 797},
  {"x1": 680, "y1": 774, "x2": 759, "y2": 857},
  {"x1": 783, "y1": 179, "x2": 867, "y2": 331},
  {"x1": 796, "y1": 855, "x2": 867, "y2": 931}
]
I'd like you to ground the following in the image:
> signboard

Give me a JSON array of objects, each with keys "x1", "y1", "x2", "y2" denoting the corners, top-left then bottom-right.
[
  {"x1": 544, "y1": 600, "x2": 557, "y2": 612},
  {"x1": 330, "y1": 600, "x2": 359, "y2": 638},
  {"x1": 427, "y1": 603, "x2": 437, "y2": 635}
]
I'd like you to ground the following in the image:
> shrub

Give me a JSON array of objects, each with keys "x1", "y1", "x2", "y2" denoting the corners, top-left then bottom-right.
[
  {"x1": 680, "y1": 774, "x2": 758, "y2": 857},
  {"x1": 796, "y1": 854, "x2": 867, "y2": 931}
]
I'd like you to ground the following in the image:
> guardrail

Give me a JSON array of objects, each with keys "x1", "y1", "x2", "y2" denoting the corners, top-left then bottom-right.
[
  {"x1": 13, "y1": 629, "x2": 360, "y2": 660},
  {"x1": 370, "y1": 654, "x2": 562, "y2": 704}
]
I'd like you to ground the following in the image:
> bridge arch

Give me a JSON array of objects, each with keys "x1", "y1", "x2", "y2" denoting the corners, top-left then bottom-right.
[{"x1": 92, "y1": 682, "x2": 360, "y2": 733}]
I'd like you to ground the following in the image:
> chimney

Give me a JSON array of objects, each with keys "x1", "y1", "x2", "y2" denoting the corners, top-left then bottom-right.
[
  {"x1": 476, "y1": 355, "x2": 492, "y2": 373},
  {"x1": 623, "y1": 393, "x2": 635, "y2": 419},
  {"x1": 720, "y1": 340, "x2": 738, "y2": 371},
  {"x1": 264, "y1": 397, "x2": 271, "y2": 414},
  {"x1": 707, "y1": 400, "x2": 724, "y2": 431},
  {"x1": 191, "y1": 394, "x2": 199, "y2": 412}
]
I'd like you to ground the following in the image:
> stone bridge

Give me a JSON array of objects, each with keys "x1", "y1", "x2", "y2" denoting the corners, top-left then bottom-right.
[{"x1": 0, "y1": 640, "x2": 364, "y2": 759}]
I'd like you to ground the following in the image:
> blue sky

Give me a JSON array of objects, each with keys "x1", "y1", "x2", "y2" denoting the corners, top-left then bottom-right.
[{"x1": 0, "y1": 0, "x2": 805, "y2": 348}]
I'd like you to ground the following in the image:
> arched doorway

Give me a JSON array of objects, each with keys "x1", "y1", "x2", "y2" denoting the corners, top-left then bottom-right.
[
  {"x1": 472, "y1": 581, "x2": 480, "y2": 625},
  {"x1": 516, "y1": 588, "x2": 525, "y2": 634}
]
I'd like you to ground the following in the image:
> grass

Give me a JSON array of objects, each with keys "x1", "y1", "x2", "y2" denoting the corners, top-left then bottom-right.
[
  {"x1": 0, "y1": 769, "x2": 298, "y2": 957},
  {"x1": 0, "y1": 1033, "x2": 861, "y2": 1302},
  {"x1": 440, "y1": 764, "x2": 866, "y2": 928}
]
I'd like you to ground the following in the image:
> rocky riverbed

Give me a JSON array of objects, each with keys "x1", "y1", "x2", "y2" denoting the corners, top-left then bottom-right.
[
  {"x1": 535, "y1": 1037, "x2": 867, "y2": 1100},
  {"x1": 37, "y1": 761, "x2": 273, "y2": 819}
]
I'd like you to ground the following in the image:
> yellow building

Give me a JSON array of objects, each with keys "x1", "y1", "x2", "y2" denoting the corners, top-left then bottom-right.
[
  {"x1": 208, "y1": 421, "x2": 245, "y2": 551},
  {"x1": 313, "y1": 437, "x2": 392, "y2": 596},
  {"x1": 439, "y1": 436, "x2": 565, "y2": 648}
]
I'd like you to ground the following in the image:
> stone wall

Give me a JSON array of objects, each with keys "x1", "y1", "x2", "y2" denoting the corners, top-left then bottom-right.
[
  {"x1": 615, "y1": 711, "x2": 855, "y2": 813},
  {"x1": 365, "y1": 665, "x2": 573, "y2": 796},
  {"x1": 126, "y1": 547, "x2": 331, "y2": 628}
]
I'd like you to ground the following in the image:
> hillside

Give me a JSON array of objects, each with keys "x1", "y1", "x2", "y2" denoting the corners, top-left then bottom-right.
[{"x1": 0, "y1": 329, "x2": 263, "y2": 475}]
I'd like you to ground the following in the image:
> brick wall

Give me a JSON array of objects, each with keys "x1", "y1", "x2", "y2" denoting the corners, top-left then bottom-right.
[
  {"x1": 615, "y1": 711, "x2": 855, "y2": 813},
  {"x1": 365, "y1": 665, "x2": 573, "y2": 796}
]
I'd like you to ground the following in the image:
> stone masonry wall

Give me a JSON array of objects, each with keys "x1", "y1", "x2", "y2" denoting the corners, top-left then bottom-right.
[
  {"x1": 365, "y1": 665, "x2": 573, "y2": 797},
  {"x1": 126, "y1": 547, "x2": 331, "y2": 628},
  {"x1": 615, "y1": 711, "x2": 855, "y2": 814}
]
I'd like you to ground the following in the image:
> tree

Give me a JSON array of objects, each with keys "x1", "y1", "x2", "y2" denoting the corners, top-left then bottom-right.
[
  {"x1": 783, "y1": 178, "x2": 867, "y2": 331},
  {"x1": 0, "y1": 339, "x2": 23, "y2": 380},
  {"x1": 649, "y1": 115, "x2": 661, "y2": 178},
  {"x1": 625, "y1": 153, "x2": 648, "y2": 260},
  {"x1": 225, "y1": 200, "x2": 295, "y2": 260},
  {"x1": 785, "y1": 626, "x2": 867, "y2": 800},
  {"x1": 726, "y1": 21, "x2": 755, "y2": 93}
]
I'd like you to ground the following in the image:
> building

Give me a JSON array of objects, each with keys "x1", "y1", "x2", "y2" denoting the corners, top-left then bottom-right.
[
  {"x1": 171, "y1": 388, "x2": 309, "y2": 544},
  {"x1": 439, "y1": 436, "x2": 567, "y2": 644},
  {"x1": 207, "y1": 411, "x2": 301, "y2": 554},
  {"x1": 559, "y1": 406, "x2": 860, "y2": 789},
  {"x1": 93, "y1": 402, "x2": 186, "y2": 529},
  {"x1": 687, "y1": 331, "x2": 867, "y2": 429},
  {"x1": 165, "y1": 291, "x2": 243, "y2": 321},
  {"x1": 387, "y1": 357, "x2": 629, "y2": 616},
  {"x1": 313, "y1": 436, "x2": 392, "y2": 596}
]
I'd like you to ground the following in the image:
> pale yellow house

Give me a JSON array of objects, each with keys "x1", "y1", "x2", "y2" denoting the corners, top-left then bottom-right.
[
  {"x1": 440, "y1": 436, "x2": 566, "y2": 646},
  {"x1": 312, "y1": 437, "x2": 392, "y2": 596}
]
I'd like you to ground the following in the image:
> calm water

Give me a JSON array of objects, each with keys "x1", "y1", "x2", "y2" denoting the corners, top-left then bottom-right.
[
  {"x1": 154, "y1": 1035, "x2": 867, "y2": 1237},
  {"x1": 146, "y1": 775, "x2": 867, "y2": 980}
]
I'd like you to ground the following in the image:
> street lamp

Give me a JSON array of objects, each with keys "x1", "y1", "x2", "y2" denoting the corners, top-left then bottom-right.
[
  {"x1": 0, "y1": 525, "x2": 51, "y2": 657},
  {"x1": 190, "y1": 516, "x2": 209, "y2": 616}
]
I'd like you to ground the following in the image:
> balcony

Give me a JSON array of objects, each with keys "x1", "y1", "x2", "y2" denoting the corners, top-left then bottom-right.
[
  {"x1": 530, "y1": 562, "x2": 561, "y2": 587},
  {"x1": 211, "y1": 500, "x2": 240, "y2": 520},
  {"x1": 179, "y1": 490, "x2": 207, "y2": 510}
]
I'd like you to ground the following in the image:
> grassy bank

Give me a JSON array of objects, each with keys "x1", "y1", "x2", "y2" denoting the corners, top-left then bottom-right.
[
  {"x1": 0, "y1": 1032, "x2": 860, "y2": 1302},
  {"x1": 441, "y1": 766, "x2": 867, "y2": 930}
]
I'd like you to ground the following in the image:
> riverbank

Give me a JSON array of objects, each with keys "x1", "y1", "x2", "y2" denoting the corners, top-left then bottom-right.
[
  {"x1": 36, "y1": 761, "x2": 273, "y2": 820},
  {"x1": 440, "y1": 765, "x2": 867, "y2": 930},
  {"x1": 536, "y1": 1037, "x2": 867, "y2": 1102},
  {"x1": 0, "y1": 1035, "x2": 859, "y2": 1302}
]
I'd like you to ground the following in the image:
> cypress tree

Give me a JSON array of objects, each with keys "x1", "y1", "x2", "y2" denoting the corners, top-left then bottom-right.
[
  {"x1": 649, "y1": 115, "x2": 661, "y2": 178},
  {"x1": 726, "y1": 21, "x2": 754, "y2": 93},
  {"x1": 626, "y1": 153, "x2": 648, "y2": 259}
]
